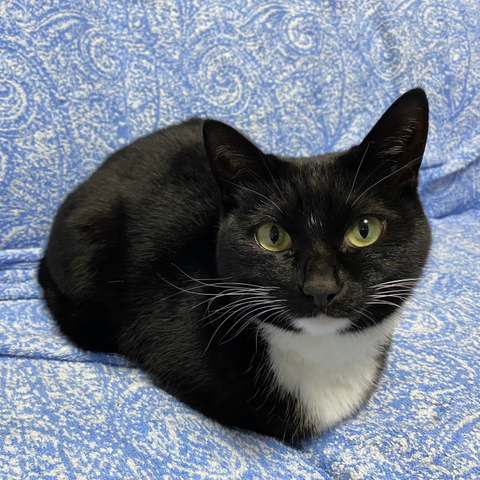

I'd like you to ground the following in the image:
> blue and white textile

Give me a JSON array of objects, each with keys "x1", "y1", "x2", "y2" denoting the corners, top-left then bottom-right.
[{"x1": 1, "y1": 1, "x2": 479, "y2": 478}]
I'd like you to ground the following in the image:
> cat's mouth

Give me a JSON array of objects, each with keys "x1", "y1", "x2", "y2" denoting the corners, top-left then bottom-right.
[
  {"x1": 283, "y1": 293, "x2": 381, "y2": 335},
  {"x1": 292, "y1": 314, "x2": 352, "y2": 336}
]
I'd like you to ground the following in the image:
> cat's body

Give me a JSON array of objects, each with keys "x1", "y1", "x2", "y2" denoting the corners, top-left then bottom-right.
[{"x1": 39, "y1": 89, "x2": 431, "y2": 442}]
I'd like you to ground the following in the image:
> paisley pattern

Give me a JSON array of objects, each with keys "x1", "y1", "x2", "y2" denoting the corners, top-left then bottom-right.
[{"x1": 0, "y1": 0, "x2": 479, "y2": 478}]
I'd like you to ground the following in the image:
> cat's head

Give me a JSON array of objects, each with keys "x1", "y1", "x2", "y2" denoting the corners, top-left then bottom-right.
[{"x1": 203, "y1": 89, "x2": 431, "y2": 335}]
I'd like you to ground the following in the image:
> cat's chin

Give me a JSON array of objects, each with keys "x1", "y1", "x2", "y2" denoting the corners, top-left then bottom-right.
[{"x1": 293, "y1": 315, "x2": 352, "y2": 336}]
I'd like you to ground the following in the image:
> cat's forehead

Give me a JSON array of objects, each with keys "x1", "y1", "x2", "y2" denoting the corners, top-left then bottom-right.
[
  {"x1": 281, "y1": 150, "x2": 347, "y2": 185},
  {"x1": 272, "y1": 153, "x2": 394, "y2": 229},
  {"x1": 280, "y1": 152, "x2": 353, "y2": 203}
]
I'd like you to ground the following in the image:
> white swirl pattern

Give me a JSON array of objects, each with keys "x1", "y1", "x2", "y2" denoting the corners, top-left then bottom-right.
[{"x1": 0, "y1": 0, "x2": 479, "y2": 478}]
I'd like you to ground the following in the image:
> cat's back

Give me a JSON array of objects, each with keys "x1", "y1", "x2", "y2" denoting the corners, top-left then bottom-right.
[
  {"x1": 87, "y1": 117, "x2": 209, "y2": 194},
  {"x1": 57, "y1": 117, "x2": 217, "y2": 233},
  {"x1": 43, "y1": 118, "x2": 219, "y2": 300},
  {"x1": 93, "y1": 117, "x2": 218, "y2": 228}
]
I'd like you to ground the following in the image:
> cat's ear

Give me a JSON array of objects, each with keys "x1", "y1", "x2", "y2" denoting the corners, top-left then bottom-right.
[
  {"x1": 358, "y1": 88, "x2": 429, "y2": 187},
  {"x1": 203, "y1": 120, "x2": 272, "y2": 201}
]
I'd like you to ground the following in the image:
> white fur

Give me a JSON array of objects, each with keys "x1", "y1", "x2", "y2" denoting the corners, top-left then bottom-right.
[
  {"x1": 294, "y1": 314, "x2": 351, "y2": 335},
  {"x1": 262, "y1": 314, "x2": 398, "y2": 432}
]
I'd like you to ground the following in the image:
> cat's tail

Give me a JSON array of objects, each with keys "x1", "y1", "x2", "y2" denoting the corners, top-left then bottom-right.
[{"x1": 38, "y1": 257, "x2": 118, "y2": 353}]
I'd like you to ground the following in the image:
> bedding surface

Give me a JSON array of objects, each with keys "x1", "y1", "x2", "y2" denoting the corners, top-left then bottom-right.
[{"x1": 1, "y1": 1, "x2": 479, "y2": 478}]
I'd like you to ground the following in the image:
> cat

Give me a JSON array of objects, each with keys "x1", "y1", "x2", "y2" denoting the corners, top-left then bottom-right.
[{"x1": 38, "y1": 88, "x2": 431, "y2": 443}]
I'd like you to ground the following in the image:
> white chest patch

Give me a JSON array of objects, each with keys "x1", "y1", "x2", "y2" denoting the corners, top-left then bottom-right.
[{"x1": 262, "y1": 315, "x2": 398, "y2": 432}]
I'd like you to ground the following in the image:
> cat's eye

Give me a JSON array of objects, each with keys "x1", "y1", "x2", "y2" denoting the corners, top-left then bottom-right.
[
  {"x1": 345, "y1": 216, "x2": 384, "y2": 248},
  {"x1": 256, "y1": 223, "x2": 291, "y2": 252}
]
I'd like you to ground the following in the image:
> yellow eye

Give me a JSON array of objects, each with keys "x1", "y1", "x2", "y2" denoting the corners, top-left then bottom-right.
[
  {"x1": 345, "y1": 216, "x2": 384, "y2": 248},
  {"x1": 256, "y1": 223, "x2": 291, "y2": 252}
]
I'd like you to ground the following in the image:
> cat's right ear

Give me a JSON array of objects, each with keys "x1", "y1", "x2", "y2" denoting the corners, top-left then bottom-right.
[
  {"x1": 203, "y1": 120, "x2": 272, "y2": 203},
  {"x1": 357, "y1": 88, "x2": 429, "y2": 188}
]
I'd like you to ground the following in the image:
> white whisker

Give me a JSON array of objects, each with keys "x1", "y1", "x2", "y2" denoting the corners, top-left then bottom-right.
[
  {"x1": 203, "y1": 298, "x2": 283, "y2": 354},
  {"x1": 351, "y1": 156, "x2": 424, "y2": 207},
  {"x1": 223, "y1": 180, "x2": 284, "y2": 214},
  {"x1": 366, "y1": 300, "x2": 403, "y2": 308},
  {"x1": 346, "y1": 141, "x2": 372, "y2": 205},
  {"x1": 219, "y1": 304, "x2": 286, "y2": 345},
  {"x1": 353, "y1": 307, "x2": 377, "y2": 326}
]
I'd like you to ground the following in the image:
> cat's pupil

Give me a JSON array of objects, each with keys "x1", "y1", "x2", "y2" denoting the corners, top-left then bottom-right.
[
  {"x1": 359, "y1": 219, "x2": 369, "y2": 239},
  {"x1": 270, "y1": 225, "x2": 280, "y2": 243}
]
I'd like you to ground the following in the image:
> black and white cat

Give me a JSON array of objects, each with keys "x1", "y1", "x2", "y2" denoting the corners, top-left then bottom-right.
[{"x1": 39, "y1": 89, "x2": 431, "y2": 442}]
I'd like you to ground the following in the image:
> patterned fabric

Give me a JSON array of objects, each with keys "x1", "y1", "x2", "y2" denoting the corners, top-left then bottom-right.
[{"x1": 0, "y1": 0, "x2": 479, "y2": 478}]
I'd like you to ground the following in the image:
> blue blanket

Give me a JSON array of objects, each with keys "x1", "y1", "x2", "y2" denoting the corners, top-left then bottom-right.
[{"x1": 1, "y1": 1, "x2": 479, "y2": 478}]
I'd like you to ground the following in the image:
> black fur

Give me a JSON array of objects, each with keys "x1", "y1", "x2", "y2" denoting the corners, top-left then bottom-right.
[{"x1": 39, "y1": 89, "x2": 431, "y2": 442}]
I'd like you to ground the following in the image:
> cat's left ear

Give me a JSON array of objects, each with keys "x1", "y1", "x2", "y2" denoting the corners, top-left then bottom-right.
[
  {"x1": 203, "y1": 120, "x2": 273, "y2": 202},
  {"x1": 359, "y1": 88, "x2": 429, "y2": 187}
]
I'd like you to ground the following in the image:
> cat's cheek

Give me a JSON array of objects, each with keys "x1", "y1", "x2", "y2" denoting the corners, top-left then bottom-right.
[{"x1": 216, "y1": 239, "x2": 288, "y2": 286}]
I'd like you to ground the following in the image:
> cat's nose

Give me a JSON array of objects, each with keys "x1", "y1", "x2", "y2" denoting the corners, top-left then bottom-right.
[
  {"x1": 302, "y1": 284, "x2": 340, "y2": 310},
  {"x1": 301, "y1": 253, "x2": 340, "y2": 310}
]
